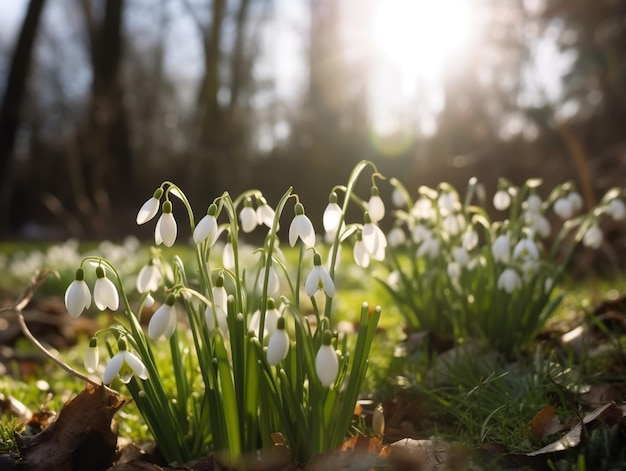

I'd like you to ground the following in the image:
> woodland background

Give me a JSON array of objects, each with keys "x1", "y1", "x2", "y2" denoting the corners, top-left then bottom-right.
[{"x1": 1, "y1": 0, "x2": 625, "y2": 249}]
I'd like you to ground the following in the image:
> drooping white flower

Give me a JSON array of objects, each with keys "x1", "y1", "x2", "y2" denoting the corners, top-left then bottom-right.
[
  {"x1": 568, "y1": 192, "x2": 583, "y2": 212},
  {"x1": 362, "y1": 216, "x2": 387, "y2": 261},
  {"x1": 289, "y1": 203, "x2": 316, "y2": 247},
  {"x1": 497, "y1": 268, "x2": 522, "y2": 293},
  {"x1": 412, "y1": 224, "x2": 432, "y2": 244},
  {"x1": 267, "y1": 317, "x2": 290, "y2": 366},
  {"x1": 607, "y1": 199, "x2": 626, "y2": 221},
  {"x1": 387, "y1": 226, "x2": 406, "y2": 247},
  {"x1": 155, "y1": 201, "x2": 177, "y2": 247},
  {"x1": 367, "y1": 187, "x2": 385, "y2": 223},
  {"x1": 412, "y1": 197, "x2": 435, "y2": 220},
  {"x1": 442, "y1": 213, "x2": 465, "y2": 236},
  {"x1": 512, "y1": 238, "x2": 539, "y2": 261},
  {"x1": 583, "y1": 225, "x2": 603, "y2": 249},
  {"x1": 353, "y1": 236, "x2": 370, "y2": 268},
  {"x1": 240, "y1": 198, "x2": 258, "y2": 233},
  {"x1": 148, "y1": 294, "x2": 178, "y2": 340},
  {"x1": 222, "y1": 234, "x2": 235, "y2": 269},
  {"x1": 525, "y1": 211, "x2": 551, "y2": 238},
  {"x1": 323, "y1": 193, "x2": 342, "y2": 233},
  {"x1": 452, "y1": 247, "x2": 469, "y2": 266},
  {"x1": 103, "y1": 340, "x2": 148, "y2": 385},
  {"x1": 136, "y1": 188, "x2": 163, "y2": 225},
  {"x1": 492, "y1": 234, "x2": 511, "y2": 264},
  {"x1": 524, "y1": 194, "x2": 543, "y2": 214},
  {"x1": 461, "y1": 228, "x2": 479, "y2": 251},
  {"x1": 256, "y1": 197, "x2": 276, "y2": 228},
  {"x1": 315, "y1": 332, "x2": 339, "y2": 388},
  {"x1": 447, "y1": 262, "x2": 461, "y2": 280},
  {"x1": 257, "y1": 264, "x2": 280, "y2": 297},
  {"x1": 136, "y1": 261, "x2": 162, "y2": 293},
  {"x1": 305, "y1": 253, "x2": 335, "y2": 297},
  {"x1": 94, "y1": 266, "x2": 119, "y2": 311},
  {"x1": 493, "y1": 190, "x2": 511, "y2": 211},
  {"x1": 417, "y1": 237, "x2": 439, "y2": 260},
  {"x1": 249, "y1": 298, "x2": 281, "y2": 337},
  {"x1": 205, "y1": 276, "x2": 229, "y2": 332},
  {"x1": 193, "y1": 204, "x2": 219, "y2": 245},
  {"x1": 437, "y1": 192, "x2": 458, "y2": 216},
  {"x1": 553, "y1": 197, "x2": 574, "y2": 220},
  {"x1": 84, "y1": 337, "x2": 99, "y2": 374},
  {"x1": 65, "y1": 267, "x2": 91, "y2": 318},
  {"x1": 391, "y1": 187, "x2": 407, "y2": 207}
]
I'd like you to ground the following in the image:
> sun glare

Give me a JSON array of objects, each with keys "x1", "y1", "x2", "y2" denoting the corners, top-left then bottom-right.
[{"x1": 367, "y1": 0, "x2": 474, "y2": 139}]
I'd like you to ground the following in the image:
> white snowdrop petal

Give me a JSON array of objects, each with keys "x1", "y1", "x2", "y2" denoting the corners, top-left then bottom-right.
[
  {"x1": 257, "y1": 205, "x2": 275, "y2": 228},
  {"x1": 193, "y1": 215, "x2": 218, "y2": 245},
  {"x1": 304, "y1": 268, "x2": 320, "y2": 297},
  {"x1": 103, "y1": 353, "x2": 124, "y2": 384},
  {"x1": 315, "y1": 345, "x2": 339, "y2": 387},
  {"x1": 148, "y1": 304, "x2": 171, "y2": 339},
  {"x1": 493, "y1": 191, "x2": 511, "y2": 211},
  {"x1": 65, "y1": 281, "x2": 90, "y2": 318},
  {"x1": 154, "y1": 217, "x2": 163, "y2": 245},
  {"x1": 136, "y1": 197, "x2": 160, "y2": 225},
  {"x1": 124, "y1": 351, "x2": 149, "y2": 380},
  {"x1": 323, "y1": 203, "x2": 342, "y2": 233},
  {"x1": 368, "y1": 195, "x2": 385, "y2": 222},
  {"x1": 223, "y1": 243, "x2": 235, "y2": 269},
  {"x1": 267, "y1": 330, "x2": 290, "y2": 365},
  {"x1": 94, "y1": 278, "x2": 119, "y2": 311},
  {"x1": 240, "y1": 207, "x2": 258, "y2": 233},
  {"x1": 84, "y1": 346, "x2": 99, "y2": 374},
  {"x1": 320, "y1": 269, "x2": 335, "y2": 297},
  {"x1": 159, "y1": 213, "x2": 177, "y2": 247},
  {"x1": 353, "y1": 241, "x2": 370, "y2": 268}
]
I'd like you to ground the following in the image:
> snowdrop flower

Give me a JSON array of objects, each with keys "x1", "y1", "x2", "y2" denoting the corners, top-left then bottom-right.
[
  {"x1": 222, "y1": 233, "x2": 235, "y2": 269},
  {"x1": 136, "y1": 188, "x2": 163, "y2": 225},
  {"x1": 323, "y1": 192, "x2": 342, "y2": 233},
  {"x1": 84, "y1": 337, "x2": 99, "y2": 374},
  {"x1": 417, "y1": 237, "x2": 439, "y2": 260},
  {"x1": 387, "y1": 226, "x2": 406, "y2": 247},
  {"x1": 525, "y1": 211, "x2": 551, "y2": 238},
  {"x1": 391, "y1": 186, "x2": 407, "y2": 208},
  {"x1": 94, "y1": 266, "x2": 119, "y2": 311},
  {"x1": 442, "y1": 213, "x2": 464, "y2": 236},
  {"x1": 412, "y1": 224, "x2": 432, "y2": 244},
  {"x1": 193, "y1": 204, "x2": 219, "y2": 245},
  {"x1": 289, "y1": 203, "x2": 316, "y2": 247},
  {"x1": 103, "y1": 339, "x2": 148, "y2": 385},
  {"x1": 493, "y1": 190, "x2": 511, "y2": 211},
  {"x1": 155, "y1": 201, "x2": 177, "y2": 247},
  {"x1": 553, "y1": 197, "x2": 574, "y2": 220},
  {"x1": 412, "y1": 197, "x2": 435, "y2": 220},
  {"x1": 513, "y1": 238, "x2": 539, "y2": 261},
  {"x1": 305, "y1": 253, "x2": 335, "y2": 297},
  {"x1": 492, "y1": 234, "x2": 511, "y2": 263},
  {"x1": 497, "y1": 268, "x2": 522, "y2": 293},
  {"x1": 452, "y1": 247, "x2": 469, "y2": 266},
  {"x1": 249, "y1": 298, "x2": 281, "y2": 337},
  {"x1": 240, "y1": 198, "x2": 258, "y2": 233},
  {"x1": 437, "y1": 192, "x2": 458, "y2": 216},
  {"x1": 524, "y1": 194, "x2": 543, "y2": 214},
  {"x1": 148, "y1": 294, "x2": 177, "y2": 340},
  {"x1": 367, "y1": 187, "x2": 385, "y2": 223},
  {"x1": 205, "y1": 276, "x2": 229, "y2": 332},
  {"x1": 136, "y1": 261, "x2": 162, "y2": 293},
  {"x1": 256, "y1": 197, "x2": 276, "y2": 228},
  {"x1": 462, "y1": 228, "x2": 479, "y2": 251},
  {"x1": 144, "y1": 293, "x2": 155, "y2": 308},
  {"x1": 267, "y1": 317, "x2": 290, "y2": 365},
  {"x1": 258, "y1": 263, "x2": 280, "y2": 297},
  {"x1": 607, "y1": 199, "x2": 626, "y2": 221},
  {"x1": 583, "y1": 225, "x2": 603, "y2": 249},
  {"x1": 315, "y1": 331, "x2": 339, "y2": 388},
  {"x1": 447, "y1": 262, "x2": 461, "y2": 280},
  {"x1": 568, "y1": 192, "x2": 583, "y2": 212},
  {"x1": 65, "y1": 267, "x2": 91, "y2": 318},
  {"x1": 353, "y1": 233, "x2": 370, "y2": 268},
  {"x1": 362, "y1": 214, "x2": 387, "y2": 261}
]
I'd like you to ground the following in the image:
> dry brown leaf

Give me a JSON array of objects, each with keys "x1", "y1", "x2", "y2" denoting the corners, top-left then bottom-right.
[
  {"x1": 528, "y1": 405, "x2": 562, "y2": 441},
  {"x1": 16, "y1": 383, "x2": 128, "y2": 471}
]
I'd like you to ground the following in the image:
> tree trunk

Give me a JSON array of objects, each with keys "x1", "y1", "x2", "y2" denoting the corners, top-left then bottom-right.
[{"x1": 0, "y1": 0, "x2": 46, "y2": 236}]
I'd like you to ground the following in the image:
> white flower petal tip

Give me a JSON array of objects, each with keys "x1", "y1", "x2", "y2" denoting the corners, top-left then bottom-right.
[
  {"x1": 65, "y1": 272, "x2": 91, "y2": 318},
  {"x1": 323, "y1": 202, "x2": 342, "y2": 233},
  {"x1": 136, "y1": 195, "x2": 161, "y2": 225},
  {"x1": 136, "y1": 263, "x2": 162, "y2": 293},
  {"x1": 493, "y1": 190, "x2": 511, "y2": 211},
  {"x1": 84, "y1": 339, "x2": 99, "y2": 374},
  {"x1": 267, "y1": 328, "x2": 290, "y2": 365},
  {"x1": 94, "y1": 270, "x2": 119, "y2": 311},
  {"x1": 497, "y1": 268, "x2": 522, "y2": 293},
  {"x1": 240, "y1": 205, "x2": 258, "y2": 233},
  {"x1": 103, "y1": 349, "x2": 148, "y2": 385},
  {"x1": 193, "y1": 213, "x2": 219, "y2": 245},
  {"x1": 367, "y1": 194, "x2": 385, "y2": 223},
  {"x1": 304, "y1": 257, "x2": 335, "y2": 297},
  {"x1": 315, "y1": 343, "x2": 339, "y2": 388},
  {"x1": 148, "y1": 300, "x2": 177, "y2": 340},
  {"x1": 156, "y1": 212, "x2": 177, "y2": 247},
  {"x1": 583, "y1": 226, "x2": 603, "y2": 249},
  {"x1": 289, "y1": 205, "x2": 316, "y2": 247}
]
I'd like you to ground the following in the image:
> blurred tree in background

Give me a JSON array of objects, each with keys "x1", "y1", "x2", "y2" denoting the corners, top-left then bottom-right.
[{"x1": 0, "y1": 0, "x2": 624, "y2": 250}]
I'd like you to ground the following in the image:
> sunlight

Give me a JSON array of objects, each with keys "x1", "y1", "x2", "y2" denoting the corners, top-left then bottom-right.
[{"x1": 367, "y1": 0, "x2": 474, "y2": 140}]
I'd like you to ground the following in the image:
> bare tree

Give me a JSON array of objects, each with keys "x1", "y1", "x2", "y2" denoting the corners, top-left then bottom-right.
[{"x1": 0, "y1": 0, "x2": 46, "y2": 236}]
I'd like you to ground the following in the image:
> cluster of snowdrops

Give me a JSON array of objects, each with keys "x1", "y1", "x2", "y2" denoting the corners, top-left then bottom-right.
[{"x1": 60, "y1": 160, "x2": 625, "y2": 464}]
